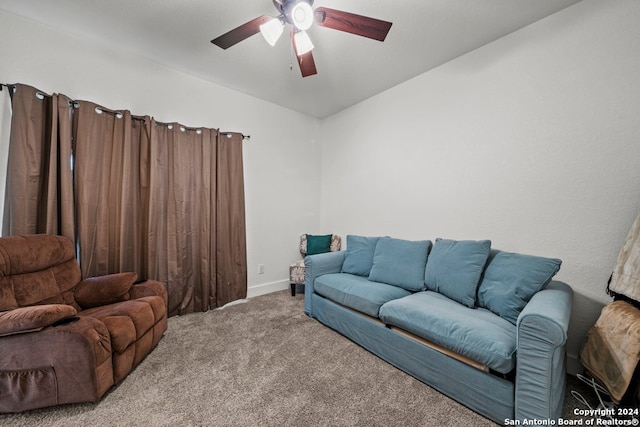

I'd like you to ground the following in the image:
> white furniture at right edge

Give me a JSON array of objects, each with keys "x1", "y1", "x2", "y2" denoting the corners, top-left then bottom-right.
[{"x1": 304, "y1": 235, "x2": 572, "y2": 424}]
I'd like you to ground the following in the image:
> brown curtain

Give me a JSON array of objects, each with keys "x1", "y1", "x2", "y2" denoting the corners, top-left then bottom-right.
[
  {"x1": 0, "y1": 86, "x2": 11, "y2": 228},
  {"x1": 216, "y1": 132, "x2": 247, "y2": 307},
  {"x1": 73, "y1": 100, "x2": 151, "y2": 278},
  {"x1": 148, "y1": 122, "x2": 215, "y2": 315},
  {"x1": 2, "y1": 84, "x2": 75, "y2": 241},
  {"x1": 3, "y1": 85, "x2": 247, "y2": 316},
  {"x1": 148, "y1": 123, "x2": 247, "y2": 315}
]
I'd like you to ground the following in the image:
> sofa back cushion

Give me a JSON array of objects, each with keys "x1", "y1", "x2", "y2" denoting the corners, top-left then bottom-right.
[
  {"x1": 476, "y1": 250, "x2": 562, "y2": 324},
  {"x1": 0, "y1": 235, "x2": 81, "y2": 310},
  {"x1": 368, "y1": 237, "x2": 432, "y2": 291},
  {"x1": 341, "y1": 235, "x2": 382, "y2": 277},
  {"x1": 425, "y1": 238, "x2": 491, "y2": 308}
]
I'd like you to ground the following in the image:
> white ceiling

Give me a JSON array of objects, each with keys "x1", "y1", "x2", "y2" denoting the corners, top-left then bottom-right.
[{"x1": 0, "y1": 0, "x2": 582, "y2": 118}]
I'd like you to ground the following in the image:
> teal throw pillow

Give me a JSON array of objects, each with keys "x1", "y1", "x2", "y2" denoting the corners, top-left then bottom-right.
[
  {"x1": 306, "y1": 234, "x2": 332, "y2": 256},
  {"x1": 341, "y1": 235, "x2": 381, "y2": 277},
  {"x1": 425, "y1": 238, "x2": 491, "y2": 308},
  {"x1": 368, "y1": 237, "x2": 432, "y2": 291},
  {"x1": 477, "y1": 250, "x2": 562, "y2": 324}
]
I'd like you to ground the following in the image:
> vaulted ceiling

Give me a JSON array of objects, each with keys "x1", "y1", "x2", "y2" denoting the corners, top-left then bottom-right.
[{"x1": 0, "y1": 0, "x2": 582, "y2": 118}]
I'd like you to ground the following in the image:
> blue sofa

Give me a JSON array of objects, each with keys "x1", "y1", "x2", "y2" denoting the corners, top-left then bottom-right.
[{"x1": 304, "y1": 235, "x2": 572, "y2": 424}]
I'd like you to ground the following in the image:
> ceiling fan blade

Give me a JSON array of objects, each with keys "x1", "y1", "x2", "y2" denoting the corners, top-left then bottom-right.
[
  {"x1": 291, "y1": 29, "x2": 317, "y2": 77},
  {"x1": 211, "y1": 15, "x2": 271, "y2": 49},
  {"x1": 314, "y1": 7, "x2": 392, "y2": 42},
  {"x1": 296, "y1": 50, "x2": 317, "y2": 77}
]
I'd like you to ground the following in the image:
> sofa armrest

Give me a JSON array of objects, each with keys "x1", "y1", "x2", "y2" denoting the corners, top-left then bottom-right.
[
  {"x1": 75, "y1": 272, "x2": 137, "y2": 309},
  {"x1": 515, "y1": 280, "x2": 572, "y2": 422},
  {"x1": 0, "y1": 314, "x2": 114, "y2": 411},
  {"x1": 129, "y1": 279, "x2": 168, "y2": 308},
  {"x1": 0, "y1": 304, "x2": 77, "y2": 337},
  {"x1": 304, "y1": 251, "x2": 346, "y2": 316}
]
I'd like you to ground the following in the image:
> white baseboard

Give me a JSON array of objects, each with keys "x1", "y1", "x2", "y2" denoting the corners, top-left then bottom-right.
[{"x1": 247, "y1": 279, "x2": 289, "y2": 299}]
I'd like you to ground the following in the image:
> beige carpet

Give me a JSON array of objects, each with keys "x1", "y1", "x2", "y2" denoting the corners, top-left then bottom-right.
[{"x1": 3, "y1": 290, "x2": 592, "y2": 426}]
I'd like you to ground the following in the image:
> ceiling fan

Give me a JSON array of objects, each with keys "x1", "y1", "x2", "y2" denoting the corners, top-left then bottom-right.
[{"x1": 210, "y1": 0, "x2": 392, "y2": 77}]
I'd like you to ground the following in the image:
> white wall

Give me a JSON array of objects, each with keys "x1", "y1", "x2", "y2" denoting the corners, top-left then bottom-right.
[
  {"x1": 0, "y1": 10, "x2": 322, "y2": 298},
  {"x1": 319, "y1": 0, "x2": 640, "y2": 373}
]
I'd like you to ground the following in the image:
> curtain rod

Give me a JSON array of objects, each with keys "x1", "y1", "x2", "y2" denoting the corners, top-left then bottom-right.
[
  {"x1": 1, "y1": 83, "x2": 250, "y2": 140},
  {"x1": 221, "y1": 132, "x2": 251, "y2": 141}
]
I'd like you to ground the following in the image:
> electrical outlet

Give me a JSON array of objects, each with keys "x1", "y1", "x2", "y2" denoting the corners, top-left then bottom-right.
[{"x1": 258, "y1": 264, "x2": 265, "y2": 274}]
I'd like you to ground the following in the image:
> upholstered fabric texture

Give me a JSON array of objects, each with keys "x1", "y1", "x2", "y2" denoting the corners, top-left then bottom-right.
[
  {"x1": 305, "y1": 239, "x2": 572, "y2": 423},
  {"x1": 477, "y1": 250, "x2": 561, "y2": 324},
  {"x1": 298, "y1": 234, "x2": 342, "y2": 256},
  {"x1": 341, "y1": 235, "x2": 382, "y2": 277},
  {"x1": 424, "y1": 238, "x2": 491, "y2": 308},
  {"x1": 379, "y1": 291, "x2": 517, "y2": 374},
  {"x1": 314, "y1": 273, "x2": 411, "y2": 317},
  {"x1": 0, "y1": 234, "x2": 81, "y2": 310},
  {"x1": 75, "y1": 272, "x2": 137, "y2": 309},
  {"x1": 305, "y1": 234, "x2": 333, "y2": 255},
  {"x1": 289, "y1": 262, "x2": 306, "y2": 285},
  {"x1": 290, "y1": 234, "x2": 341, "y2": 291},
  {"x1": 368, "y1": 237, "x2": 432, "y2": 291},
  {"x1": 0, "y1": 234, "x2": 168, "y2": 413},
  {"x1": 0, "y1": 304, "x2": 77, "y2": 337}
]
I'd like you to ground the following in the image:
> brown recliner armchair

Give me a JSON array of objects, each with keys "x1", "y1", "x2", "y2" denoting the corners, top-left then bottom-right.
[{"x1": 0, "y1": 234, "x2": 168, "y2": 413}]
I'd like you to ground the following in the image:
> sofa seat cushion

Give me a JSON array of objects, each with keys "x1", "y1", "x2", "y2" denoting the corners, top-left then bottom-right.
[
  {"x1": 134, "y1": 295, "x2": 167, "y2": 322},
  {"x1": 100, "y1": 316, "x2": 136, "y2": 353},
  {"x1": 78, "y1": 297, "x2": 162, "y2": 350},
  {"x1": 379, "y1": 291, "x2": 517, "y2": 374},
  {"x1": 314, "y1": 273, "x2": 411, "y2": 318}
]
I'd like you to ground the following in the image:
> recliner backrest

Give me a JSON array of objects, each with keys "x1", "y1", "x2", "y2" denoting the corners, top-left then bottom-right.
[{"x1": 0, "y1": 234, "x2": 81, "y2": 311}]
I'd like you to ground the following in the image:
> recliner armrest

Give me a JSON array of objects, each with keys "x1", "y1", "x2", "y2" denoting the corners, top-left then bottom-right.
[
  {"x1": 0, "y1": 313, "x2": 114, "y2": 411},
  {"x1": 75, "y1": 272, "x2": 138, "y2": 309},
  {"x1": 129, "y1": 279, "x2": 168, "y2": 307},
  {"x1": 0, "y1": 304, "x2": 78, "y2": 337}
]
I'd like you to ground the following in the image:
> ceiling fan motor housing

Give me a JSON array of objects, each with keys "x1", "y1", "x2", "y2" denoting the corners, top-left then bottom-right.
[{"x1": 275, "y1": 0, "x2": 315, "y2": 27}]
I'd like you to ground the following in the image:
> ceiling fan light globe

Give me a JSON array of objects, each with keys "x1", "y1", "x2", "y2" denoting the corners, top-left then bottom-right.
[
  {"x1": 291, "y1": 2, "x2": 313, "y2": 31},
  {"x1": 293, "y1": 30, "x2": 314, "y2": 55},
  {"x1": 259, "y1": 18, "x2": 284, "y2": 46}
]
